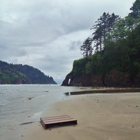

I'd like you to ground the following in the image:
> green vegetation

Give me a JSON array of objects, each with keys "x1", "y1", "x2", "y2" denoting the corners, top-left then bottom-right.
[
  {"x1": 0, "y1": 66, "x2": 30, "y2": 84},
  {"x1": 72, "y1": 0, "x2": 140, "y2": 84},
  {"x1": 0, "y1": 61, "x2": 56, "y2": 84}
]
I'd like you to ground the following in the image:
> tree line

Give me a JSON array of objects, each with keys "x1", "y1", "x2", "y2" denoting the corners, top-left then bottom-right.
[{"x1": 80, "y1": 0, "x2": 140, "y2": 57}]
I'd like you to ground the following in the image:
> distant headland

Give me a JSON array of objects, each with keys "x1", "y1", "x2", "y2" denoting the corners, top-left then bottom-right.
[{"x1": 0, "y1": 60, "x2": 57, "y2": 84}]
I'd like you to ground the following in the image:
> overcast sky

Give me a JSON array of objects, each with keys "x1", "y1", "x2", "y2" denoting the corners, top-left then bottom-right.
[{"x1": 0, "y1": 0, "x2": 135, "y2": 84}]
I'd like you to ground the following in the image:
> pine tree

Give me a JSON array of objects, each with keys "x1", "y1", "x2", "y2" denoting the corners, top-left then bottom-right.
[
  {"x1": 80, "y1": 37, "x2": 93, "y2": 57},
  {"x1": 129, "y1": 0, "x2": 140, "y2": 19},
  {"x1": 91, "y1": 12, "x2": 119, "y2": 51}
]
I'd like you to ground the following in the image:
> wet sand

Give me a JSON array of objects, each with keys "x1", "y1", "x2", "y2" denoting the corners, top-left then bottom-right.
[{"x1": 24, "y1": 92, "x2": 140, "y2": 140}]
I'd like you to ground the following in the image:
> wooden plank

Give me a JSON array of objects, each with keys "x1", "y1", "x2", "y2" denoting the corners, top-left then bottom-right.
[
  {"x1": 40, "y1": 119, "x2": 77, "y2": 129},
  {"x1": 40, "y1": 115, "x2": 77, "y2": 129},
  {"x1": 42, "y1": 118, "x2": 74, "y2": 122},
  {"x1": 43, "y1": 118, "x2": 76, "y2": 123},
  {"x1": 44, "y1": 119, "x2": 77, "y2": 125},
  {"x1": 40, "y1": 117, "x2": 76, "y2": 124},
  {"x1": 40, "y1": 115, "x2": 73, "y2": 123},
  {"x1": 41, "y1": 115, "x2": 71, "y2": 120}
]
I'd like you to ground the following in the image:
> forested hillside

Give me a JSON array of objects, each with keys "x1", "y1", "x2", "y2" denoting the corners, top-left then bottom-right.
[
  {"x1": 62, "y1": 0, "x2": 140, "y2": 87},
  {"x1": 0, "y1": 60, "x2": 56, "y2": 84}
]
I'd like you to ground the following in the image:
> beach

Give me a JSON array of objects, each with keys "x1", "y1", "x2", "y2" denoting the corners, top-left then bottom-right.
[{"x1": 23, "y1": 92, "x2": 140, "y2": 140}]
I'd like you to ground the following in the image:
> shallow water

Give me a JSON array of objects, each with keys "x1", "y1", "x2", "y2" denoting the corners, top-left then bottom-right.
[{"x1": 0, "y1": 84, "x2": 83, "y2": 136}]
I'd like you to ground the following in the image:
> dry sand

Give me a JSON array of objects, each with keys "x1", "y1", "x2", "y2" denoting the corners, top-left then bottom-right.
[{"x1": 22, "y1": 92, "x2": 140, "y2": 140}]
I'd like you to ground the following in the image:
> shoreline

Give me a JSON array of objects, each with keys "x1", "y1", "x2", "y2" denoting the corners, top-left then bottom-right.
[{"x1": 25, "y1": 92, "x2": 140, "y2": 140}]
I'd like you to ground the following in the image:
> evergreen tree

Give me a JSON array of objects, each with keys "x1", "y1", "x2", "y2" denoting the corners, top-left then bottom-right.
[
  {"x1": 129, "y1": 0, "x2": 140, "y2": 19},
  {"x1": 80, "y1": 37, "x2": 93, "y2": 57},
  {"x1": 91, "y1": 12, "x2": 119, "y2": 51}
]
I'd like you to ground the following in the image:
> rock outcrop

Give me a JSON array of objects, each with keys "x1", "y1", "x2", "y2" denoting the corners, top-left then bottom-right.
[{"x1": 62, "y1": 69, "x2": 140, "y2": 87}]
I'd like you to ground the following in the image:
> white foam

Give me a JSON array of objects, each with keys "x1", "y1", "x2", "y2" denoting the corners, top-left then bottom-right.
[{"x1": 32, "y1": 111, "x2": 43, "y2": 119}]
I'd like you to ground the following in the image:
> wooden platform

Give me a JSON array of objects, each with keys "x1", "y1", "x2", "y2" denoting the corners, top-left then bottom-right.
[{"x1": 40, "y1": 115, "x2": 77, "y2": 129}]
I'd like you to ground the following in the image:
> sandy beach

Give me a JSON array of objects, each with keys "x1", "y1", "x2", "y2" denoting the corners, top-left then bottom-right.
[{"x1": 20, "y1": 92, "x2": 140, "y2": 140}]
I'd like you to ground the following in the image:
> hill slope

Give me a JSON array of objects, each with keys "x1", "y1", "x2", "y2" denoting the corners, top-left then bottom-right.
[{"x1": 0, "y1": 60, "x2": 56, "y2": 84}]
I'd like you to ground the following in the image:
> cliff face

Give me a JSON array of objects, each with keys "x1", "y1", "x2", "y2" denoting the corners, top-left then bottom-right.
[
  {"x1": 62, "y1": 69, "x2": 140, "y2": 87},
  {"x1": 62, "y1": 73, "x2": 102, "y2": 86}
]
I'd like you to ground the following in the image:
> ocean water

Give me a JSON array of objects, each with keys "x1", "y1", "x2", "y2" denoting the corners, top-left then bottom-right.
[{"x1": 0, "y1": 84, "x2": 83, "y2": 137}]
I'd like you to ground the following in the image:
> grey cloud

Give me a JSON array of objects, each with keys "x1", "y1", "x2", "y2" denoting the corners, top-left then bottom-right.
[
  {"x1": 1, "y1": 0, "x2": 134, "y2": 47},
  {"x1": 69, "y1": 40, "x2": 82, "y2": 51}
]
